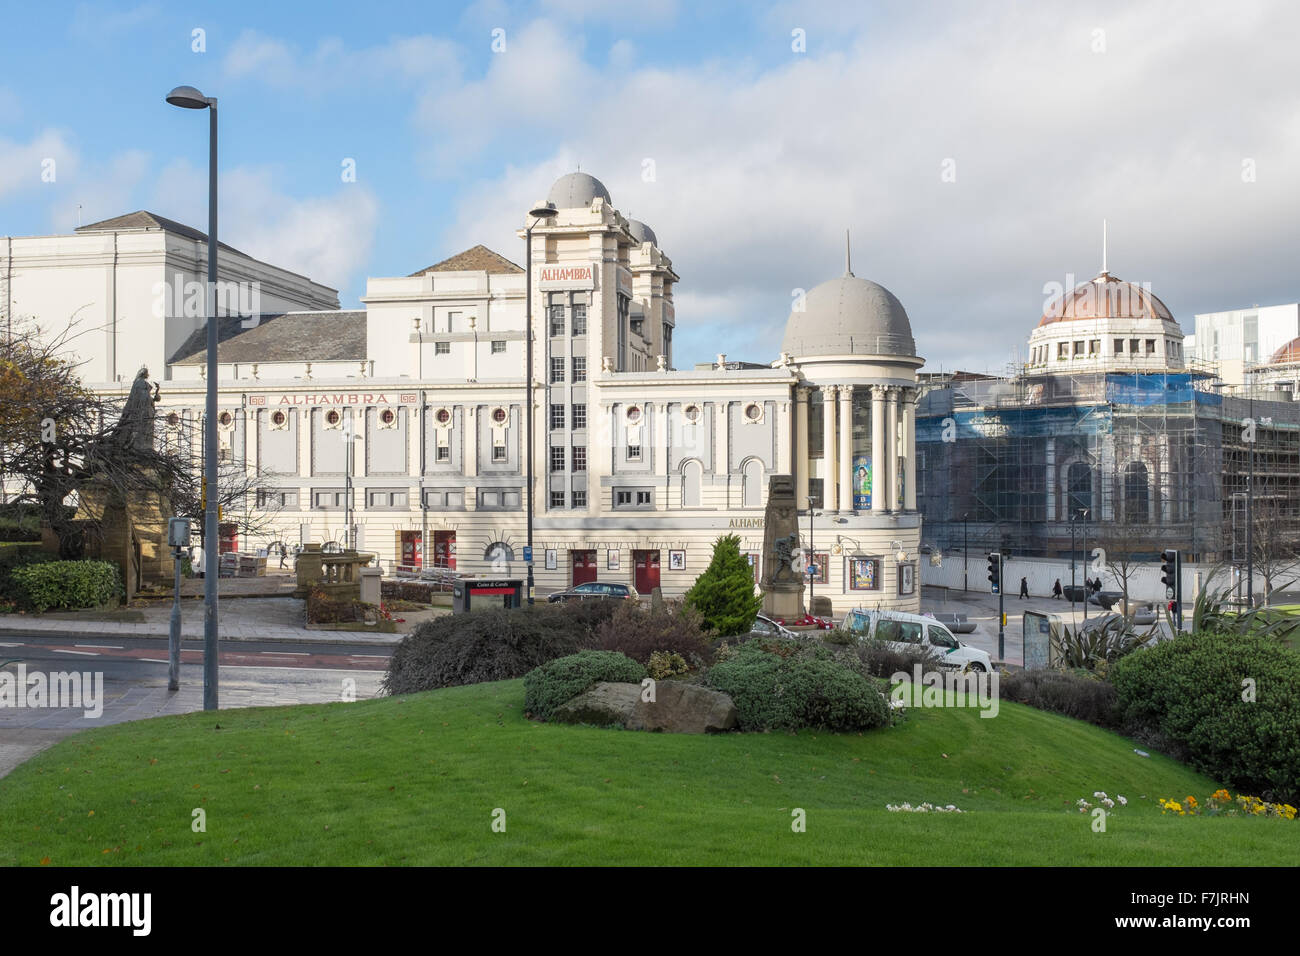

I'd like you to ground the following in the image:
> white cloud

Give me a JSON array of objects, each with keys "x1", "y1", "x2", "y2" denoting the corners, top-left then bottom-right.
[
  {"x1": 222, "y1": 30, "x2": 462, "y2": 94},
  {"x1": 0, "y1": 130, "x2": 78, "y2": 202}
]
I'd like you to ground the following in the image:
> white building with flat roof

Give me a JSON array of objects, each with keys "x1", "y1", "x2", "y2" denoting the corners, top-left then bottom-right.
[{"x1": 1191, "y1": 303, "x2": 1300, "y2": 386}]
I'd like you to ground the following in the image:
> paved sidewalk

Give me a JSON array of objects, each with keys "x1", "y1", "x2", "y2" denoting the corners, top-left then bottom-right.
[{"x1": 0, "y1": 596, "x2": 427, "y2": 645}]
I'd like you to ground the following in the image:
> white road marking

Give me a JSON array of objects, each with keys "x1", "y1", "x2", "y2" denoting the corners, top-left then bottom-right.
[
  {"x1": 261, "y1": 650, "x2": 309, "y2": 655},
  {"x1": 0, "y1": 642, "x2": 23, "y2": 647},
  {"x1": 53, "y1": 648, "x2": 99, "y2": 656},
  {"x1": 350, "y1": 654, "x2": 389, "y2": 659},
  {"x1": 76, "y1": 643, "x2": 124, "y2": 649},
  {"x1": 140, "y1": 658, "x2": 169, "y2": 663}
]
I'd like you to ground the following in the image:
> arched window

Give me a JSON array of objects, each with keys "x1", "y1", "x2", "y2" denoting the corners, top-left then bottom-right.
[
  {"x1": 1123, "y1": 461, "x2": 1149, "y2": 525},
  {"x1": 742, "y1": 459, "x2": 763, "y2": 508},
  {"x1": 1066, "y1": 461, "x2": 1092, "y2": 518},
  {"x1": 682, "y1": 459, "x2": 702, "y2": 508},
  {"x1": 484, "y1": 541, "x2": 514, "y2": 568}
]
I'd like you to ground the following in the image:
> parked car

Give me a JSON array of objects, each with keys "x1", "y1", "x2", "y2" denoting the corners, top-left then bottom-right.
[
  {"x1": 841, "y1": 608, "x2": 994, "y2": 672},
  {"x1": 774, "y1": 613, "x2": 834, "y2": 630},
  {"x1": 747, "y1": 613, "x2": 797, "y2": 640},
  {"x1": 546, "y1": 581, "x2": 640, "y2": 603}
]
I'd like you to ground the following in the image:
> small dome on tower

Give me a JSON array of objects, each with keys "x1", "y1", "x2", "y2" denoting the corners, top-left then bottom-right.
[
  {"x1": 547, "y1": 172, "x2": 611, "y2": 210},
  {"x1": 627, "y1": 219, "x2": 657, "y2": 246}
]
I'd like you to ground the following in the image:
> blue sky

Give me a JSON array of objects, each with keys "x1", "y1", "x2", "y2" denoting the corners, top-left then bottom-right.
[{"x1": 4, "y1": 0, "x2": 1300, "y2": 371}]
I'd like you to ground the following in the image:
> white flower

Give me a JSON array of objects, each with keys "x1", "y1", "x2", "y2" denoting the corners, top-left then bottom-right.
[{"x1": 1118, "y1": 796, "x2": 1128, "y2": 806}]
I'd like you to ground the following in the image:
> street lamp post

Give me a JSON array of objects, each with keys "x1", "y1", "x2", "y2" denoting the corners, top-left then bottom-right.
[
  {"x1": 806, "y1": 496, "x2": 816, "y2": 615},
  {"x1": 166, "y1": 85, "x2": 219, "y2": 711},
  {"x1": 523, "y1": 201, "x2": 557, "y2": 605},
  {"x1": 1069, "y1": 509, "x2": 1078, "y2": 623},
  {"x1": 1247, "y1": 383, "x2": 1255, "y2": 607},
  {"x1": 962, "y1": 512, "x2": 970, "y2": 592}
]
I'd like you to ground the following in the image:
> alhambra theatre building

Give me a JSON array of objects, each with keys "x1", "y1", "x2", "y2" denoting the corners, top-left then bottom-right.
[{"x1": 8, "y1": 173, "x2": 926, "y2": 615}]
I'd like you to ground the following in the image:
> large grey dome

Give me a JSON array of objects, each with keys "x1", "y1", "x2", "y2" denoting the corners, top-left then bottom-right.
[
  {"x1": 547, "y1": 172, "x2": 611, "y2": 209},
  {"x1": 627, "y1": 219, "x2": 657, "y2": 246},
  {"x1": 781, "y1": 275, "x2": 916, "y2": 359}
]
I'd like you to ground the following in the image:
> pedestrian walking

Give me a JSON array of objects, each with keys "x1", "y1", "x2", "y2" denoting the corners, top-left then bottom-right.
[
  {"x1": 278, "y1": 544, "x2": 287, "y2": 569},
  {"x1": 1052, "y1": 578, "x2": 1063, "y2": 599},
  {"x1": 1019, "y1": 576, "x2": 1029, "y2": 599}
]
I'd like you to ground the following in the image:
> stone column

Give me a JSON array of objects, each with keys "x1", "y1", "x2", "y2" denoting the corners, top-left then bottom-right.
[
  {"x1": 795, "y1": 387, "x2": 810, "y2": 508},
  {"x1": 903, "y1": 388, "x2": 917, "y2": 512},
  {"x1": 871, "y1": 385, "x2": 886, "y2": 513},
  {"x1": 838, "y1": 385, "x2": 854, "y2": 513},
  {"x1": 886, "y1": 386, "x2": 900, "y2": 511},
  {"x1": 821, "y1": 386, "x2": 838, "y2": 511}
]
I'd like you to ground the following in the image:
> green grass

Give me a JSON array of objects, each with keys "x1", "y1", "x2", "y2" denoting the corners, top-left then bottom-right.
[{"x1": 0, "y1": 680, "x2": 1292, "y2": 866}]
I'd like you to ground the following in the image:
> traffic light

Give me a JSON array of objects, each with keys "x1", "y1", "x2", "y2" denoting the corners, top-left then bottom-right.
[
  {"x1": 987, "y1": 552, "x2": 1001, "y2": 594},
  {"x1": 1160, "y1": 549, "x2": 1177, "y2": 592}
]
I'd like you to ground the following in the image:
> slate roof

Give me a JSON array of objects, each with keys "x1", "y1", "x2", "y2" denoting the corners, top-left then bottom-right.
[
  {"x1": 409, "y1": 244, "x2": 523, "y2": 277},
  {"x1": 170, "y1": 311, "x2": 367, "y2": 365},
  {"x1": 77, "y1": 210, "x2": 251, "y2": 258}
]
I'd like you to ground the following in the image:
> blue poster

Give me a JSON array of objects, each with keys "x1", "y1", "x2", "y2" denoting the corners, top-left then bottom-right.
[{"x1": 853, "y1": 454, "x2": 871, "y2": 510}]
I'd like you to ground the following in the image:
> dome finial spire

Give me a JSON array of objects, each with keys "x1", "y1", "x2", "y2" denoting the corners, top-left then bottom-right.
[
  {"x1": 844, "y1": 228, "x2": 853, "y2": 277},
  {"x1": 1101, "y1": 218, "x2": 1108, "y2": 275}
]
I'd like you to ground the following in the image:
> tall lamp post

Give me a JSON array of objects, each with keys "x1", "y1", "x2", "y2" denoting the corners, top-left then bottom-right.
[
  {"x1": 1247, "y1": 380, "x2": 1255, "y2": 607},
  {"x1": 523, "y1": 201, "x2": 557, "y2": 604},
  {"x1": 166, "y1": 85, "x2": 219, "y2": 711},
  {"x1": 961, "y1": 512, "x2": 970, "y2": 592},
  {"x1": 1068, "y1": 508, "x2": 1080, "y2": 624},
  {"x1": 805, "y1": 496, "x2": 817, "y2": 615}
]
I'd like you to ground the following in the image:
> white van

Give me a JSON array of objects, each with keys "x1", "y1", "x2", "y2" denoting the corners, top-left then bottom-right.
[{"x1": 842, "y1": 608, "x2": 994, "y2": 672}]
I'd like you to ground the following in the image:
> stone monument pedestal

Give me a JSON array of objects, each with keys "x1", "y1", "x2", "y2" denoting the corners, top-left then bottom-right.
[{"x1": 758, "y1": 474, "x2": 805, "y2": 622}]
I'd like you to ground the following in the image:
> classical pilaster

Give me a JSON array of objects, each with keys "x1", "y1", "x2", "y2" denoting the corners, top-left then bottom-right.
[
  {"x1": 903, "y1": 387, "x2": 917, "y2": 512},
  {"x1": 821, "y1": 385, "x2": 838, "y2": 511},
  {"x1": 871, "y1": 385, "x2": 886, "y2": 514},
  {"x1": 886, "y1": 386, "x2": 900, "y2": 511},
  {"x1": 838, "y1": 385, "x2": 854, "y2": 513},
  {"x1": 795, "y1": 387, "x2": 810, "y2": 508}
]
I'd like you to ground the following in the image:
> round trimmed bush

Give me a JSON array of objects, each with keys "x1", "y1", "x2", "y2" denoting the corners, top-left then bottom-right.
[
  {"x1": 523, "y1": 650, "x2": 646, "y2": 720},
  {"x1": 706, "y1": 641, "x2": 891, "y2": 732},
  {"x1": 1111, "y1": 631, "x2": 1300, "y2": 803}
]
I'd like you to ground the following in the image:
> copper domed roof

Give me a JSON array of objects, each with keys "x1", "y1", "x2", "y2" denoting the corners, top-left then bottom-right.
[
  {"x1": 1038, "y1": 272, "x2": 1175, "y2": 327},
  {"x1": 1268, "y1": 336, "x2": 1300, "y2": 366}
]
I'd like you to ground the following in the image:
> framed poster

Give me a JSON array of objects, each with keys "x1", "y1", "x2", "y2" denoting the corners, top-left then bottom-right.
[
  {"x1": 607, "y1": 548, "x2": 620, "y2": 571},
  {"x1": 850, "y1": 557, "x2": 880, "y2": 590},
  {"x1": 897, "y1": 561, "x2": 916, "y2": 596},
  {"x1": 544, "y1": 548, "x2": 557, "y2": 570},
  {"x1": 853, "y1": 455, "x2": 872, "y2": 510},
  {"x1": 668, "y1": 549, "x2": 686, "y2": 570}
]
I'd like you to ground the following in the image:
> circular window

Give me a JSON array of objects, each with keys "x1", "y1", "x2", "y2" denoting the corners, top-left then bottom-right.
[
  {"x1": 218, "y1": 411, "x2": 233, "y2": 427},
  {"x1": 683, "y1": 404, "x2": 700, "y2": 423},
  {"x1": 435, "y1": 408, "x2": 451, "y2": 425},
  {"x1": 626, "y1": 406, "x2": 642, "y2": 424},
  {"x1": 166, "y1": 412, "x2": 180, "y2": 427},
  {"x1": 380, "y1": 409, "x2": 396, "y2": 425},
  {"x1": 744, "y1": 403, "x2": 762, "y2": 422},
  {"x1": 325, "y1": 410, "x2": 341, "y2": 426},
  {"x1": 271, "y1": 410, "x2": 287, "y2": 427},
  {"x1": 492, "y1": 407, "x2": 508, "y2": 425}
]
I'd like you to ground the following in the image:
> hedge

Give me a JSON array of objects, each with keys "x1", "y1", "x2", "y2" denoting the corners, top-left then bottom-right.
[
  {"x1": 8, "y1": 560, "x2": 123, "y2": 612},
  {"x1": 523, "y1": 650, "x2": 646, "y2": 721}
]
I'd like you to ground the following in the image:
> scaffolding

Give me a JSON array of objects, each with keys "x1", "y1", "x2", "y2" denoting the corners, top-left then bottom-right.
[{"x1": 915, "y1": 366, "x2": 1295, "y2": 565}]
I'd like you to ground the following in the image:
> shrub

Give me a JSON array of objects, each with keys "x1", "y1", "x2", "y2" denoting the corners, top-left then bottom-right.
[
  {"x1": 1050, "y1": 613, "x2": 1157, "y2": 671},
  {"x1": 705, "y1": 641, "x2": 891, "y2": 732},
  {"x1": 523, "y1": 650, "x2": 646, "y2": 720},
  {"x1": 998, "y1": 668, "x2": 1120, "y2": 729},
  {"x1": 590, "y1": 599, "x2": 712, "y2": 667},
  {"x1": 8, "y1": 560, "x2": 122, "y2": 612},
  {"x1": 646, "y1": 650, "x2": 689, "y2": 679},
  {"x1": 0, "y1": 546, "x2": 55, "y2": 602},
  {"x1": 848, "y1": 636, "x2": 947, "y2": 680},
  {"x1": 1111, "y1": 632, "x2": 1300, "y2": 803},
  {"x1": 306, "y1": 587, "x2": 378, "y2": 625},
  {"x1": 382, "y1": 601, "x2": 616, "y2": 695},
  {"x1": 684, "y1": 534, "x2": 762, "y2": 637}
]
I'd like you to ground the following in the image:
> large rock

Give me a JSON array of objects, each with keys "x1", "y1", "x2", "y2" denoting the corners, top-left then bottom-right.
[
  {"x1": 550, "y1": 681, "x2": 641, "y2": 727},
  {"x1": 631, "y1": 681, "x2": 737, "y2": 733},
  {"x1": 551, "y1": 681, "x2": 739, "y2": 733}
]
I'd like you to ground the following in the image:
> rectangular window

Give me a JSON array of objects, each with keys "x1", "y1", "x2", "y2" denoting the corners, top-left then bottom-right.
[
  {"x1": 615, "y1": 490, "x2": 632, "y2": 506},
  {"x1": 550, "y1": 491, "x2": 565, "y2": 509},
  {"x1": 422, "y1": 489, "x2": 466, "y2": 511},
  {"x1": 435, "y1": 445, "x2": 450, "y2": 462},
  {"x1": 256, "y1": 489, "x2": 299, "y2": 509},
  {"x1": 312, "y1": 490, "x2": 346, "y2": 510},
  {"x1": 550, "y1": 357, "x2": 565, "y2": 383},
  {"x1": 572, "y1": 489, "x2": 587, "y2": 507},
  {"x1": 1089, "y1": 339, "x2": 1100, "y2": 355},
  {"x1": 1057, "y1": 342, "x2": 1068, "y2": 359},
  {"x1": 366, "y1": 489, "x2": 409, "y2": 509},
  {"x1": 550, "y1": 446, "x2": 565, "y2": 472},
  {"x1": 626, "y1": 444, "x2": 642, "y2": 461},
  {"x1": 572, "y1": 305, "x2": 587, "y2": 336},
  {"x1": 550, "y1": 404, "x2": 565, "y2": 429},
  {"x1": 572, "y1": 403, "x2": 587, "y2": 429},
  {"x1": 572, "y1": 357, "x2": 587, "y2": 381},
  {"x1": 572, "y1": 446, "x2": 587, "y2": 471},
  {"x1": 1145, "y1": 339, "x2": 1156, "y2": 355},
  {"x1": 1114, "y1": 338, "x2": 1124, "y2": 353},
  {"x1": 549, "y1": 305, "x2": 565, "y2": 337},
  {"x1": 1073, "y1": 340, "x2": 1085, "y2": 356},
  {"x1": 636, "y1": 490, "x2": 652, "y2": 506},
  {"x1": 1130, "y1": 338, "x2": 1140, "y2": 354},
  {"x1": 491, "y1": 340, "x2": 506, "y2": 354},
  {"x1": 435, "y1": 341, "x2": 450, "y2": 355},
  {"x1": 492, "y1": 443, "x2": 507, "y2": 462}
]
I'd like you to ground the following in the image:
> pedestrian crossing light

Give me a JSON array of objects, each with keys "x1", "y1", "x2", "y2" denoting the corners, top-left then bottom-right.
[
  {"x1": 1160, "y1": 549, "x2": 1178, "y2": 596},
  {"x1": 987, "y1": 552, "x2": 1001, "y2": 594}
]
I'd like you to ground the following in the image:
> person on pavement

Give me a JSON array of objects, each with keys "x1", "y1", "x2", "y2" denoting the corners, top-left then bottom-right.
[
  {"x1": 1052, "y1": 578, "x2": 1063, "y2": 599},
  {"x1": 1019, "y1": 577, "x2": 1029, "y2": 599}
]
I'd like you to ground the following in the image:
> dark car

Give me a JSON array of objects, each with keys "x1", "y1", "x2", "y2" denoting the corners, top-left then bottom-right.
[{"x1": 546, "y1": 581, "x2": 640, "y2": 603}]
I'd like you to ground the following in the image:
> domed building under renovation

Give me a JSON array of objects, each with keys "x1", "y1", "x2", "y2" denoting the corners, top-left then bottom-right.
[{"x1": 4, "y1": 170, "x2": 928, "y2": 615}]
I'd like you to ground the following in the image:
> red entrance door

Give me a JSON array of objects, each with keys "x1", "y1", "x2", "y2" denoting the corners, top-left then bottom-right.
[
  {"x1": 634, "y1": 550, "x2": 661, "y2": 594},
  {"x1": 572, "y1": 549, "x2": 597, "y2": 585},
  {"x1": 400, "y1": 531, "x2": 422, "y2": 569},
  {"x1": 433, "y1": 530, "x2": 456, "y2": 569}
]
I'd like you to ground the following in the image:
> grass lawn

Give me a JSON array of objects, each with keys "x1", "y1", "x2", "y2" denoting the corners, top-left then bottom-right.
[{"x1": 0, "y1": 680, "x2": 1292, "y2": 866}]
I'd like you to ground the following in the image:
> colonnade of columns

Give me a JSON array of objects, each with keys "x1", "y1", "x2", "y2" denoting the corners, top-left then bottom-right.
[{"x1": 794, "y1": 383, "x2": 917, "y2": 515}]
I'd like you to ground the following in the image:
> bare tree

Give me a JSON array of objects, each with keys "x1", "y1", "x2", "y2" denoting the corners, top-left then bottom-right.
[
  {"x1": 1251, "y1": 497, "x2": 1299, "y2": 605},
  {"x1": 1094, "y1": 532, "x2": 1139, "y2": 617}
]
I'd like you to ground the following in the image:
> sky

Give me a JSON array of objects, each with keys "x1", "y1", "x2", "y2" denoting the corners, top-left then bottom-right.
[{"x1": 3, "y1": 0, "x2": 1300, "y2": 374}]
